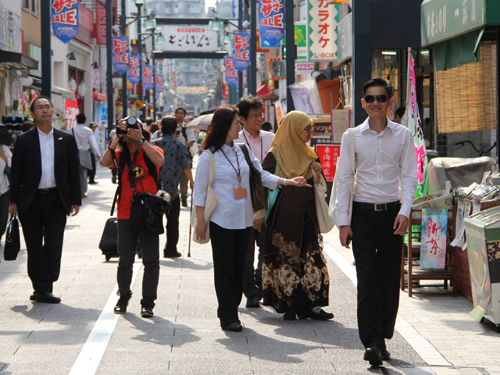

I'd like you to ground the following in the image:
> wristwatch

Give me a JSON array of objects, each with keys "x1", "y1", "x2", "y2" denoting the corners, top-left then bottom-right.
[{"x1": 137, "y1": 137, "x2": 146, "y2": 146}]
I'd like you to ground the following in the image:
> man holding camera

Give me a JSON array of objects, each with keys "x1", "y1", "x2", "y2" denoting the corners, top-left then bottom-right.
[
  {"x1": 152, "y1": 116, "x2": 194, "y2": 258},
  {"x1": 101, "y1": 116, "x2": 164, "y2": 318}
]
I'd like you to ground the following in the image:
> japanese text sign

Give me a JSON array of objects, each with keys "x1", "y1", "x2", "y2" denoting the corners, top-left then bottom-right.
[
  {"x1": 156, "y1": 75, "x2": 164, "y2": 93},
  {"x1": 65, "y1": 99, "x2": 79, "y2": 129},
  {"x1": 225, "y1": 57, "x2": 238, "y2": 87},
  {"x1": 162, "y1": 27, "x2": 217, "y2": 52},
  {"x1": 51, "y1": 0, "x2": 79, "y2": 44},
  {"x1": 315, "y1": 144, "x2": 340, "y2": 182},
  {"x1": 233, "y1": 32, "x2": 250, "y2": 72},
  {"x1": 259, "y1": 0, "x2": 285, "y2": 48},
  {"x1": 420, "y1": 209, "x2": 448, "y2": 269},
  {"x1": 128, "y1": 55, "x2": 141, "y2": 85},
  {"x1": 92, "y1": 67, "x2": 100, "y2": 90},
  {"x1": 308, "y1": 0, "x2": 338, "y2": 61},
  {"x1": 112, "y1": 36, "x2": 129, "y2": 75},
  {"x1": 142, "y1": 65, "x2": 154, "y2": 91}
]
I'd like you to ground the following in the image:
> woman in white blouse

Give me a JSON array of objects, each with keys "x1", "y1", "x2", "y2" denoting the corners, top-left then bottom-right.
[{"x1": 193, "y1": 105, "x2": 308, "y2": 332}]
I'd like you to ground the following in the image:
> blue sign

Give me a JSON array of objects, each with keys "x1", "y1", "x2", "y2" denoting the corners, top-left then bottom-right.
[
  {"x1": 259, "y1": 0, "x2": 284, "y2": 48},
  {"x1": 233, "y1": 32, "x2": 250, "y2": 72},
  {"x1": 225, "y1": 57, "x2": 238, "y2": 87},
  {"x1": 51, "y1": 0, "x2": 79, "y2": 44},
  {"x1": 156, "y1": 75, "x2": 164, "y2": 93},
  {"x1": 128, "y1": 55, "x2": 141, "y2": 85},
  {"x1": 143, "y1": 65, "x2": 154, "y2": 91},
  {"x1": 112, "y1": 36, "x2": 129, "y2": 76},
  {"x1": 232, "y1": 0, "x2": 238, "y2": 19}
]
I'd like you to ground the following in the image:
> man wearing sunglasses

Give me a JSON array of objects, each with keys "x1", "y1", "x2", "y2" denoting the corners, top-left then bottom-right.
[{"x1": 335, "y1": 78, "x2": 417, "y2": 366}]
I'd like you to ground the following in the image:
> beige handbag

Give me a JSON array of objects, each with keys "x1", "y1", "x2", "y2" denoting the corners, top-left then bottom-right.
[
  {"x1": 313, "y1": 171, "x2": 335, "y2": 233},
  {"x1": 191, "y1": 150, "x2": 219, "y2": 244}
]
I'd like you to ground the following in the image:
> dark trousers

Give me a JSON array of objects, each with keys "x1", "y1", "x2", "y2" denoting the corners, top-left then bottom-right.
[
  {"x1": 164, "y1": 196, "x2": 180, "y2": 253},
  {"x1": 88, "y1": 150, "x2": 96, "y2": 183},
  {"x1": 179, "y1": 171, "x2": 188, "y2": 202},
  {"x1": 243, "y1": 228, "x2": 264, "y2": 299},
  {"x1": 351, "y1": 205, "x2": 403, "y2": 349},
  {"x1": 18, "y1": 189, "x2": 67, "y2": 294},
  {"x1": 117, "y1": 219, "x2": 160, "y2": 308},
  {"x1": 210, "y1": 221, "x2": 251, "y2": 327}
]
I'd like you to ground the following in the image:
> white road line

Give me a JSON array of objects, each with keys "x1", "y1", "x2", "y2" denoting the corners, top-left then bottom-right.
[
  {"x1": 322, "y1": 242, "x2": 451, "y2": 367},
  {"x1": 68, "y1": 261, "x2": 142, "y2": 375}
]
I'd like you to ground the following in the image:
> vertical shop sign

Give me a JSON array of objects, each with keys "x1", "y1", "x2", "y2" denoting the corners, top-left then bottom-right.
[
  {"x1": 95, "y1": 0, "x2": 106, "y2": 45},
  {"x1": 403, "y1": 49, "x2": 428, "y2": 198},
  {"x1": 420, "y1": 209, "x2": 448, "y2": 269},
  {"x1": 308, "y1": 0, "x2": 338, "y2": 61},
  {"x1": 65, "y1": 99, "x2": 79, "y2": 129},
  {"x1": 92, "y1": 67, "x2": 101, "y2": 90},
  {"x1": 259, "y1": 0, "x2": 285, "y2": 48},
  {"x1": 315, "y1": 144, "x2": 340, "y2": 181},
  {"x1": 233, "y1": 32, "x2": 251, "y2": 72},
  {"x1": 94, "y1": 104, "x2": 108, "y2": 155},
  {"x1": 275, "y1": 100, "x2": 284, "y2": 124},
  {"x1": 51, "y1": 0, "x2": 79, "y2": 44},
  {"x1": 142, "y1": 65, "x2": 154, "y2": 90},
  {"x1": 225, "y1": 57, "x2": 238, "y2": 87},
  {"x1": 112, "y1": 36, "x2": 129, "y2": 75},
  {"x1": 156, "y1": 75, "x2": 164, "y2": 93},
  {"x1": 223, "y1": 84, "x2": 229, "y2": 98},
  {"x1": 128, "y1": 55, "x2": 141, "y2": 85}
]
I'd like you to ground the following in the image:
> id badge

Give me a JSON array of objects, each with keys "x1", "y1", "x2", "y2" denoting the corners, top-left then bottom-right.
[{"x1": 234, "y1": 187, "x2": 248, "y2": 199}]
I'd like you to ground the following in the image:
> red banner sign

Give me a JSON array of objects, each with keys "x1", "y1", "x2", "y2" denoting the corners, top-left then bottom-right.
[{"x1": 315, "y1": 144, "x2": 340, "y2": 182}]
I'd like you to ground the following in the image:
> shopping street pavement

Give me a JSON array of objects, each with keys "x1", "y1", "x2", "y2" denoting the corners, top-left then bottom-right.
[{"x1": 0, "y1": 164, "x2": 499, "y2": 375}]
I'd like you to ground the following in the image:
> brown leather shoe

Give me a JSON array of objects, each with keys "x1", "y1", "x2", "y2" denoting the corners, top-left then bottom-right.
[{"x1": 221, "y1": 322, "x2": 242, "y2": 332}]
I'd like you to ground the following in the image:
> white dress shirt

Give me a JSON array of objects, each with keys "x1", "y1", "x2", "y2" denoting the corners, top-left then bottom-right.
[
  {"x1": 0, "y1": 145, "x2": 12, "y2": 195},
  {"x1": 236, "y1": 129, "x2": 275, "y2": 164},
  {"x1": 72, "y1": 123, "x2": 101, "y2": 157},
  {"x1": 193, "y1": 144, "x2": 280, "y2": 230},
  {"x1": 38, "y1": 127, "x2": 56, "y2": 189},
  {"x1": 335, "y1": 118, "x2": 418, "y2": 226}
]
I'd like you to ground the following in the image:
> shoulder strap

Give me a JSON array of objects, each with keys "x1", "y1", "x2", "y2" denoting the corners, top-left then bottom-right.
[
  {"x1": 205, "y1": 150, "x2": 215, "y2": 187},
  {"x1": 238, "y1": 143, "x2": 251, "y2": 166},
  {"x1": 181, "y1": 126, "x2": 187, "y2": 141},
  {"x1": 143, "y1": 151, "x2": 161, "y2": 191},
  {"x1": 348, "y1": 128, "x2": 356, "y2": 175}
]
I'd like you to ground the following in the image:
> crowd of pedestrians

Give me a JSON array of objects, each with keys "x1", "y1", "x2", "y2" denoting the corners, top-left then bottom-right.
[{"x1": 4, "y1": 77, "x2": 417, "y2": 367}]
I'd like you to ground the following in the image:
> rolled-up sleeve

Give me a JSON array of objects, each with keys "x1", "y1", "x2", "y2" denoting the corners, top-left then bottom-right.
[
  {"x1": 335, "y1": 130, "x2": 354, "y2": 227},
  {"x1": 193, "y1": 151, "x2": 210, "y2": 207},
  {"x1": 248, "y1": 146, "x2": 279, "y2": 189},
  {"x1": 399, "y1": 130, "x2": 418, "y2": 218}
]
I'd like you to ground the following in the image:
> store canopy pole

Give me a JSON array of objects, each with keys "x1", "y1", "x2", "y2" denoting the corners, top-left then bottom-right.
[
  {"x1": 285, "y1": 0, "x2": 295, "y2": 111},
  {"x1": 121, "y1": 0, "x2": 127, "y2": 118},
  {"x1": 41, "y1": 0, "x2": 51, "y2": 98},
  {"x1": 249, "y1": 0, "x2": 257, "y2": 96},
  {"x1": 106, "y1": 0, "x2": 114, "y2": 136},
  {"x1": 238, "y1": 0, "x2": 243, "y2": 99},
  {"x1": 497, "y1": 26, "x2": 500, "y2": 161},
  {"x1": 352, "y1": 0, "x2": 371, "y2": 126}
]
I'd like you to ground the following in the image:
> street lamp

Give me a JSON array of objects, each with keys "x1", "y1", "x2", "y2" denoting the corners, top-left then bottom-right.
[{"x1": 144, "y1": 18, "x2": 158, "y2": 119}]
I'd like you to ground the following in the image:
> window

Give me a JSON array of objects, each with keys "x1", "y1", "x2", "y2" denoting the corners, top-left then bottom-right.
[
  {"x1": 32, "y1": 0, "x2": 38, "y2": 15},
  {"x1": 22, "y1": 0, "x2": 30, "y2": 11}
]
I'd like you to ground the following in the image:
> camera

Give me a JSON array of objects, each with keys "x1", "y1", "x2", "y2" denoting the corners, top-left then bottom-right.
[{"x1": 116, "y1": 116, "x2": 139, "y2": 135}]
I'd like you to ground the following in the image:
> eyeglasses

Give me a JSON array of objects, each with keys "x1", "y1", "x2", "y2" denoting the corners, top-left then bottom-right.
[
  {"x1": 303, "y1": 126, "x2": 313, "y2": 132},
  {"x1": 248, "y1": 114, "x2": 265, "y2": 120},
  {"x1": 35, "y1": 105, "x2": 53, "y2": 111},
  {"x1": 363, "y1": 95, "x2": 389, "y2": 104}
]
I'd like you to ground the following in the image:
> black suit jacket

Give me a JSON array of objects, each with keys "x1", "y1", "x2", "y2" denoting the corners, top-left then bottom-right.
[{"x1": 10, "y1": 127, "x2": 82, "y2": 215}]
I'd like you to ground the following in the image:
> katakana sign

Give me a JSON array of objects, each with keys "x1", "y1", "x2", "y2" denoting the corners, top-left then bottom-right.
[
  {"x1": 112, "y1": 36, "x2": 129, "y2": 75},
  {"x1": 51, "y1": 0, "x2": 79, "y2": 44},
  {"x1": 233, "y1": 32, "x2": 250, "y2": 72},
  {"x1": 259, "y1": 0, "x2": 285, "y2": 48},
  {"x1": 309, "y1": 0, "x2": 338, "y2": 61},
  {"x1": 162, "y1": 27, "x2": 217, "y2": 52},
  {"x1": 225, "y1": 57, "x2": 238, "y2": 87},
  {"x1": 128, "y1": 55, "x2": 140, "y2": 85},
  {"x1": 156, "y1": 75, "x2": 164, "y2": 93},
  {"x1": 143, "y1": 65, "x2": 154, "y2": 91}
]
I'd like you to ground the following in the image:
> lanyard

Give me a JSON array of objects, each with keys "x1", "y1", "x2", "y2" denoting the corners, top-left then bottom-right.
[
  {"x1": 220, "y1": 147, "x2": 242, "y2": 186},
  {"x1": 242, "y1": 132, "x2": 263, "y2": 162}
]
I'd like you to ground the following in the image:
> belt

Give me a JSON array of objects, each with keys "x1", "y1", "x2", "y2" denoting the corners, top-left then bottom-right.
[
  {"x1": 353, "y1": 201, "x2": 400, "y2": 212},
  {"x1": 38, "y1": 188, "x2": 57, "y2": 194}
]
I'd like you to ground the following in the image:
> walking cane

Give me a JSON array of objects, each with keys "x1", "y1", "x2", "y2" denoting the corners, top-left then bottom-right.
[{"x1": 188, "y1": 191, "x2": 193, "y2": 257}]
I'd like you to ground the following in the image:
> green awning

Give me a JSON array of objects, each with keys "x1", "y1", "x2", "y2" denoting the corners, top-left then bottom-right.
[{"x1": 434, "y1": 28, "x2": 484, "y2": 71}]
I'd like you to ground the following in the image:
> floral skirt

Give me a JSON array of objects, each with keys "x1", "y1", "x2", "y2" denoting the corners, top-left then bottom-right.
[{"x1": 262, "y1": 214, "x2": 330, "y2": 316}]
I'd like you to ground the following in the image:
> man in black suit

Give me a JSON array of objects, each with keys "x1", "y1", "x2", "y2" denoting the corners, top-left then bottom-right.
[{"x1": 9, "y1": 96, "x2": 81, "y2": 304}]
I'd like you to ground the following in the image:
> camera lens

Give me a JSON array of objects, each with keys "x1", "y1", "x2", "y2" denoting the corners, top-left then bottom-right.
[{"x1": 126, "y1": 117, "x2": 137, "y2": 127}]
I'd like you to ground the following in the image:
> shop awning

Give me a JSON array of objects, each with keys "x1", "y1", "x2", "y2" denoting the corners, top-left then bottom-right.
[
  {"x1": 0, "y1": 50, "x2": 38, "y2": 70},
  {"x1": 434, "y1": 28, "x2": 484, "y2": 71},
  {"x1": 256, "y1": 83, "x2": 277, "y2": 100},
  {"x1": 53, "y1": 86, "x2": 76, "y2": 100},
  {"x1": 92, "y1": 92, "x2": 107, "y2": 101}
]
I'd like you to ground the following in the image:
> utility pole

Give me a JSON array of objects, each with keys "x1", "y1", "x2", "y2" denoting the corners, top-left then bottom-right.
[
  {"x1": 249, "y1": 0, "x2": 257, "y2": 96},
  {"x1": 41, "y1": 0, "x2": 51, "y2": 98},
  {"x1": 121, "y1": 0, "x2": 127, "y2": 117},
  {"x1": 136, "y1": 2, "x2": 144, "y2": 120},
  {"x1": 106, "y1": 0, "x2": 114, "y2": 136},
  {"x1": 285, "y1": 0, "x2": 295, "y2": 111}
]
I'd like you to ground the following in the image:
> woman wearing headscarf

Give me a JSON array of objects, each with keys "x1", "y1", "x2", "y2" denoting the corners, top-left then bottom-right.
[{"x1": 261, "y1": 110, "x2": 334, "y2": 321}]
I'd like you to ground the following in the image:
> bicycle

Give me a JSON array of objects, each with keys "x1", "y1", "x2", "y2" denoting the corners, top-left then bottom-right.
[{"x1": 454, "y1": 140, "x2": 497, "y2": 157}]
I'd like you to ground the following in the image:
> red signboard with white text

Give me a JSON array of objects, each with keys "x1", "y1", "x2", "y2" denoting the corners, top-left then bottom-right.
[
  {"x1": 65, "y1": 99, "x2": 79, "y2": 129},
  {"x1": 315, "y1": 144, "x2": 340, "y2": 182}
]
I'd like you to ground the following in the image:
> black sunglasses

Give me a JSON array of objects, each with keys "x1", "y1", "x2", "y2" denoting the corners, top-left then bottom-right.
[{"x1": 364, "y1": 95, "x2": 389, "y2": 104}]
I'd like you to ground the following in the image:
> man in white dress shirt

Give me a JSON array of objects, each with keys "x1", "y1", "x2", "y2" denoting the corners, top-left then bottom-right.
[
  {"x1": 236, "y1": 95, "x2": 275, "y2": 309},
  {"x1": 336, "y1": 78, "x2": 417, "y2": 366},
  {"x1": 72, "y1": 113, "x2": 102, "y2": 198}
]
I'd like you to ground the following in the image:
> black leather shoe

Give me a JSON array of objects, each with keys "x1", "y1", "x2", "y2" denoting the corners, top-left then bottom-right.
[
  {"x1": 164, "y1": 251, "x2": 181, "y2": 258},
  {"x1": 89, "y1": 181, "x2": 99, "y2": 185},
  {"x1": 141, "y1": 306, "x2": 154, "y2": 318},
  {"x1": 380, "y1": 348, "x2": 390, "y2": 361},
  {"x1": 182, "y1": 199, "x2": 188, "y2": 207},
  {"x1": 364, "y1": 347, "x2": 383, "y2": 367},
  {"x1": 35, "y1": 292, "x2": 61, "y2": 304},
  {"x1": 30, "y1": 292, "x2": 39, "y2": 301},
  {"x1": 246, "y1": 295, "x2": 260, "y2": 308},
  {"x1": 114, "y1": 296, "x2": 130, "y2": 314},
  {"x1": 221, "y1": 322, "x2": 242, "y2": 332},
  {"x1": 308, "y1": 309, "x2": 334, "y2": 321}
]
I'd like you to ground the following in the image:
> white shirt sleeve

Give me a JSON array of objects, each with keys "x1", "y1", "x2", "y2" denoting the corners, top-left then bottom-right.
[
  {"x1": 398, "y1": 129, "x2": 418, "y2": 218},
  {"x1": 335, "y1": 130, "x2": 354, "y2": 227},
  {"x1": 193, "y1": 151, "x2": 210, "y2": 207}
]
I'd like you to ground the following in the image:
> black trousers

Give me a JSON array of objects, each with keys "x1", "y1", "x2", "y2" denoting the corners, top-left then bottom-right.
[
  {"x1": 243, "y1": 228, "x2": 265, "y2": 299},
  {"x1": 88, "y1": 150, "x2": 96, "y2": 183},
  {"x1": 117, "y1": 219, "x2": 159, "y2": 308},
  {"x1": 19, "y1": 189, "x2": 67, "y2": 294},
  {"x1": 210, "y1": 221, "x2": 251, "y2": 327},
  {"x1": 351, "y1": 205, "x2": 403, "y2": 349},
  {"x1": 164, "y1": 196, "x2": 180, "y2": 253}
]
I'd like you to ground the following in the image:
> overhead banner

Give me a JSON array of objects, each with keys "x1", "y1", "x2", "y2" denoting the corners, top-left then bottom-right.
[
  {"x1": 162, "y1": 27, "x2": 217, "y2": 52},
  {"x1": 233, "y1": 32, "x2": 250, "y2": 72},
  {"x1": 225, "y1": 57, "x2": 238, "y2": 87},
  {"x1": 156, "y1": 75, "x2": 164, "y2": 93},
  {"x1": 259, "y1": 0, "x2": 285, "y2": 48},
  {"x1": 308, "y1": 0, "x2": 338, "y2": 61},
  {"x1": 128, "y1": 55, "x2": 140, "y2": 85},
  {"x1": 142, "y1": 65, "x2": 154, "y2": 91},
  {"x1": 112, "y1": 36, "x2": 129, "y2": 75},
  {"x1": 51, "y1": 0, "x2": 79, "y2": 44}
]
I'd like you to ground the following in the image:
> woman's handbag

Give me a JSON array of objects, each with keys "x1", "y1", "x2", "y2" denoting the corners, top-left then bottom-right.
[
  {"x1": 238, "y1": 144, "x2": 266, "y2": 224},
  {"x1": 313, "y1": 171, "x2": 335, "y2": 233},
  {"x1": 4, "y1": 216, "x2": 20, "y2": 261},
  {"x1": 191, "y1": 150, "x2": 219, "y2": 244},
  {"x1": 328, "y1": 128, "x2": 355, "y2": 227}
]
